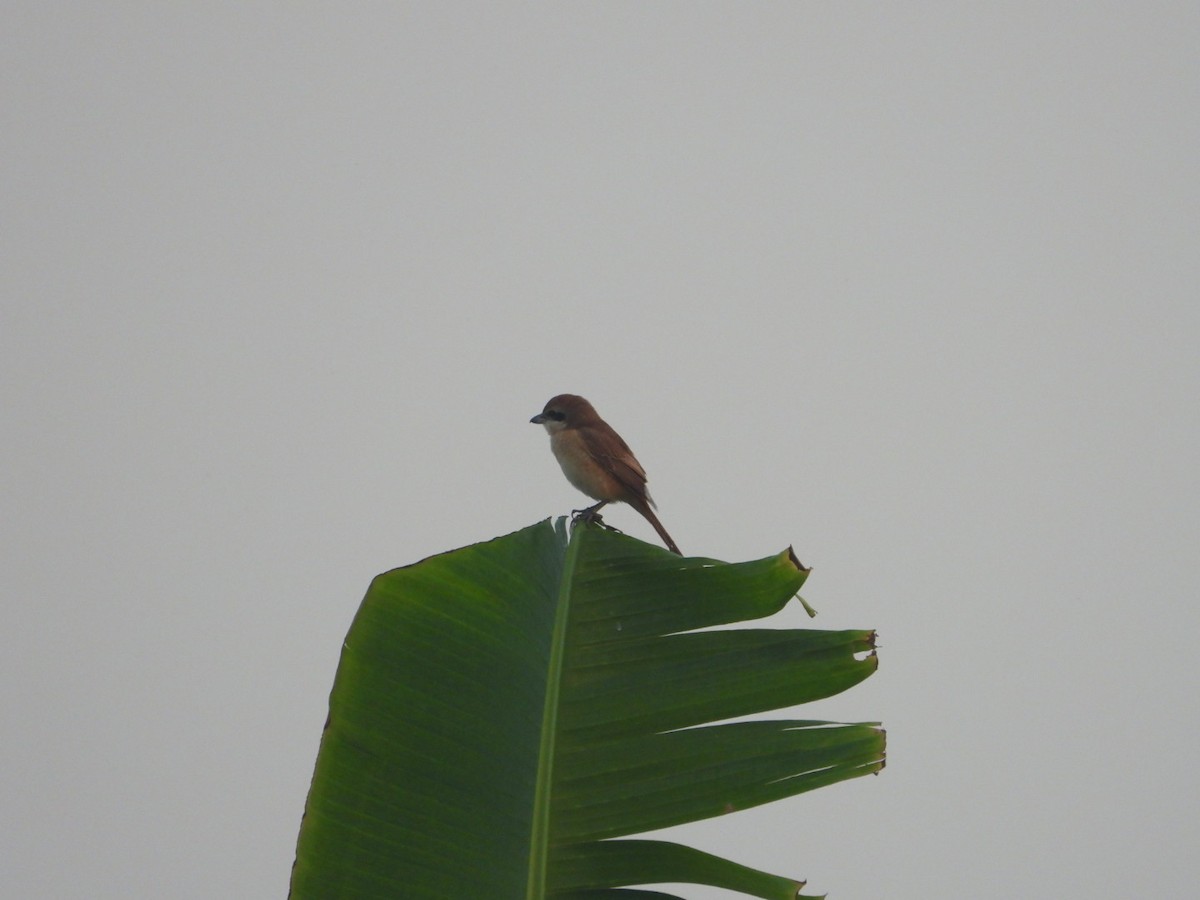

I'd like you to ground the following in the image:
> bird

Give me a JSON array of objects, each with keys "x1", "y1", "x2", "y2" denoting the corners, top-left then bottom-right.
[{"x1": 530, "y1": 394, "x2": 682, "y2": 555}]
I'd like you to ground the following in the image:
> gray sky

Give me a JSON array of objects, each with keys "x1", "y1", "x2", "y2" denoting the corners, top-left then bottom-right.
[{"x1": 4, "y1": 4, "x2": 1198, "y2": 898}]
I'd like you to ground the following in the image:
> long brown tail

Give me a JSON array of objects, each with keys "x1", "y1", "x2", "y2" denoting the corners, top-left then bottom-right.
[{"x1": 629, "y1": 498, "x2": 682, "y2": 555}]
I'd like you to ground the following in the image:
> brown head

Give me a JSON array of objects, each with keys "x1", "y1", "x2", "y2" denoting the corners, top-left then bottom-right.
[{"x1": 530, "y1": 394, "x2": 601, "y2": 431}]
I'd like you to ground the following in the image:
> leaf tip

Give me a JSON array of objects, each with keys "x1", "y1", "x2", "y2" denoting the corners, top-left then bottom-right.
[
  {"x1": 781, "y1": 547, "x2": 817, "y2": 616},
  {"x1": 784, "y1": 546, "x2": 810, "y2": 573}
]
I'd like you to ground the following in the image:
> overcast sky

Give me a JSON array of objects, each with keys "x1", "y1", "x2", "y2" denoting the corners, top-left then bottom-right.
[{"x1": 4, "y1": 4, "x2": 1198, "y2": 898}]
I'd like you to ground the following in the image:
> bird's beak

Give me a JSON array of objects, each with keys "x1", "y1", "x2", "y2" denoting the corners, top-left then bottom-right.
[{"x1": 530, "y1": 413, "x2": 547, "y2": 424}]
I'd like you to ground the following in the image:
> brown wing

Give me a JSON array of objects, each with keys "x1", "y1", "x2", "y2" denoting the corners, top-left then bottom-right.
[{"x1": 576, "y1": 423, "x2": 653, "y2": 506}]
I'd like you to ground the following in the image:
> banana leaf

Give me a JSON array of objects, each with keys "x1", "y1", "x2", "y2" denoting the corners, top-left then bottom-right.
[{"x1": 290, "y1": 519, "x2": 883, "y2": 899}]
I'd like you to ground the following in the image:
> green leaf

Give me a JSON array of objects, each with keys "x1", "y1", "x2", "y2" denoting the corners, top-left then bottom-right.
[
  {"x1": 290, "y1": 519, "x2": 883, "y2": 899},
  {"x1": 549, "y1": 840, "x2": 813, "y2": 899}
]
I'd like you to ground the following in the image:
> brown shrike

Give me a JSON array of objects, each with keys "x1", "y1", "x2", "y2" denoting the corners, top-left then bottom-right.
[{"x1": 531, "y1": 394, "x2": 682, "y2": 555}]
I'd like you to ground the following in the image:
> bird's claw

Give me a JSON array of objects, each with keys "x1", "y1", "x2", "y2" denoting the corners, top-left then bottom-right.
[{"x1": 570, "y1": 508, "x2": 624, "y2": 536}]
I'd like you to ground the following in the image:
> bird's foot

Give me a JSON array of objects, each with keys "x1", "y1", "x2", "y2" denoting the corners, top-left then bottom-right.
[
  {"x1": 570, "y1": 506, "x2": 624, "y2": 535},
  {"x1": 571, "y1": 502, "x2": 604, "y2": 523}
]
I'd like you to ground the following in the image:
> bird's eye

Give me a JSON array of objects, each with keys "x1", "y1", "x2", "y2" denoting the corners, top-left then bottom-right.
[{"x1": 549, "y1": 410, "x2": 565, "y2": 421}]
